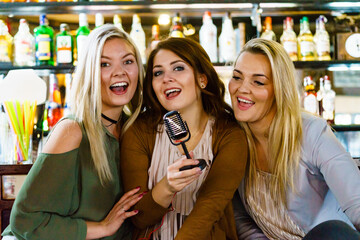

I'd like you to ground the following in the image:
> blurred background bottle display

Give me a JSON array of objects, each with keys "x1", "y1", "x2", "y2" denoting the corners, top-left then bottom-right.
[
  {"x1": 0, "y1": 19, "x2": 13, "y2": 64},
  {"x1": 235, "y1": 22, "x2": 246, "y2": 56},
  {"x1": 130, "y1": 14, "x2": 146, "y2": 64},
  {"x1": 219, "y1": 12, "x2": 236, "y2": 63},
  {"x1": 260, "y1": 16, "x2": 276, "y2": 41},
  {"x1": 56, "y1": 23, "x2": 74, "y2": 66},
  {"x1": 322, "y1": 75, "x2": 336, "y2": 124},
  {"x1": 95, "y1": 13, "x2": 104, "y2": 29},
  {"x1": 280, "y1": 17, "x2": 298, "y2": 61},
  {"x1": 317, "y1": 76, "x2": 325, "y2": 117},
  {"x1": 314, "y1": 15, "x2": 331, "y2": 61},
  {"x1": 34, "y1": 14, "x2": 54, "y2": 66},
  {"x1": 169, "y1": 13, "x2": 185, "y2": 38},
  {"x1": 46, "y1": 73, "x2": 62, "y2": 130},
  {"x1": 63, "y1": 73, "x2": 72, "y2": 117},
  {"x1": 303, "y1": 75, "x2": 318, "y2": 114},
  {"x1": 76, "y1": 13, "x2": 90, "y2": 64},
  {"x1": 113, "y1": 14, "x2": 125, "y2": 32},
  {"x1": 150, "y1": 24, "x2": 160, "y2": 51},
  {"x1": 13, "y1": 19, "x2": 35, "y2": 66},
  {"x1": 199, "y1": 11, "x2": 218, "y2": 63},
  {"x1": 298, "y1": 16, "x2": 315, "y2": 61}
]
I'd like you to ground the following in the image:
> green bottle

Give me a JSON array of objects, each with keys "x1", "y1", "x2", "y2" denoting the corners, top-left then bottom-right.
[
  {"x1": 56, "y1": 23, "x2": 74, "y2": 65},
  {"x1": 76, "y1": 13, "x2": 90, "y2": 64},
  {"x1": 34, "y1": 14, "x2": 54, "y2": 66}
]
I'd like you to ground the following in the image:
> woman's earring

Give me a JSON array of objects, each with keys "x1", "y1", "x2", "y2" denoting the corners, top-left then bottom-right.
[{"x1": 200, "y1": 83, "x2": 206, "y2": 89}]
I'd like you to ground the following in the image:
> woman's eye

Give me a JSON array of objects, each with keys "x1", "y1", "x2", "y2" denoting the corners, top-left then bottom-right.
[
  {"x1": 124, "y1": 59, "x2": 134, "y2": 65},
  {"x1": 153, "y1": 71, "x2": 162, "y2": 77},
  {"x1": 254, "y1": 80, "x2": 265, "y2": 86},
  {"x1": 101, "y1": 62, "x2": 109, "y2": 67},
  {"x1": 174, "y1": 66, "x2": 184, "y2": 71},
  {"x1": 232, "y1": 76, "x2": 242, "y2": 81}
]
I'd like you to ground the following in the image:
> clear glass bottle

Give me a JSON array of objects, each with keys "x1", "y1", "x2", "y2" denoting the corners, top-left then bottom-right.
[
  {"x1": 95, "y1": 13, "x2": 104, "y2": 29},
  {"x1": 303, "y1": 75, "x2": 318, "y2": 114},
  {"x1": 14, "y1": 19, "x2": 35, "y2": 66},
  {"x1": 314, "y1": 15, "x2": 331, "y2": 61},
  {"x1": 280, "y1": 17, "x2": 298, "y2": 61},
  {"x1": 34, "y1": 14, "x2": 54, "y2": 66},
  {"x1": 199, "y1": 11, "x2": 218, "y2": 63},
  {"x1": 130, "y1": 14, "x2": 146, "y2": 64},
  {"x1": 76, "y1": 13, "x2": 90, "y2": 64},
  {"x1": 317, "y1": 76, "x2": 325, "y2": 117},
  {"x1": 150, "y1": 24, "x2": 160, "y2": 51},
  {"x1": 218, "y1": 12, "x2": 236, "y2": 63},
  {"x1": 56, "y1": 23, "x2": 74, "y2": 65},
  {"x1": 260, "y1": 16, "x2": 276, "y2": 41},
  {"x1": 113, "y1": 14, "x2": 125, "y2": 32},
  {"x1": 298, "y1": 16, "x2": 315, "y2": 61},
  {"x1": 322, "y1": 75, "x2": 335, "y2": 124}
]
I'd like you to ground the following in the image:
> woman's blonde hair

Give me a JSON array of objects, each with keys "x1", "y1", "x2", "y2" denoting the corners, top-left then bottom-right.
[
  {"x1": 70, "y1": 24, "x2": 144, "y2": 185},
  {"x1": 237, "y1": 38, "x2": 302, "y2": 205}
]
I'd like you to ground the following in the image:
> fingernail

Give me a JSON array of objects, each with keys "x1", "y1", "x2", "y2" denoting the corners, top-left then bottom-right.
[
  {"x1": 134, "y1": 210, "x2": 139, "y2": 214},
  {"x1": 135, "y1": 186, "x2": 141, "y2": 190},
  {"x1": 139, "y1": 191, "x2": 148, "y2": 198},
  {"x1": 194, "y1": 160, "x2": 199, "y2": 164}
]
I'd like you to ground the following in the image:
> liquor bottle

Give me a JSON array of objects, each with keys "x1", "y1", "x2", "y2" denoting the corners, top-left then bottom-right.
[
  {"x1": 113, "y1": 14, "x2": 124, "y2": 32},
  {"x1": 314, "y1": 15, "x2": 331, "y2": 61},
  {"x1": 317, "y1": 76, "x2": 325, "y2": 117},
  {"x1": 63, "y1": 73, "x2": 72, "y2": 117},
  {"x1": 322, "y1": 75, "x2": 335, "y2": 124},
  {"x1": 47, "y1": 74, "x2": 63, "y2": 130},
  {"x1": 130, "y1": 14, "x2": 146, "y2": 64},
  {"x1": 199, "y1": 11, "x2": 218, "y2": 63},
  {"x1": 219, "y1": 12, "x2": 236, "y2": 63},
  {"x1": 169, "y1": 13, "x2": 185, "y2": 38},
  {"x1": 95, "y1": 13, "x2": 104, "y2": 29},
  {"x1": 76, "y1": 13, "x2": 90, "y2": 63},
  {"x1": 13, "y1": 19, "x2": 35, "y2": 66},
  {"x1": 56, "y1": 23, "x2": 74, "y2": 65},
  {"x1": 280, "y1": 17, "x2": 298, "y2": 61},
  {"x1": 235, "y1": 22, "x2": 246, "y2": 56},
  {"x1": 150, "y1": 24, "x2": 160, "y2": 51},
  {"x1": 303, "y1": 76, "x2": 318, "y2": 114},
  {"x1": 34, "y1": 14, "x2": 54, "y2": 66},
  {"x1": 0, "y1": 19, "x2": 13, "y2": 64},
  {"x1": 260, "y1": 16, "x2": 276, "y2": 41},
  {"x1": 298, "y1": 16, "x2": 315, "y2": 61}
]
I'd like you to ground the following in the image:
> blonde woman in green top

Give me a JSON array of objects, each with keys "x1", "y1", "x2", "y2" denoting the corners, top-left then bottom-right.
[{"x1": 2, "y1": 24, "x2": 145, "y2": 240}]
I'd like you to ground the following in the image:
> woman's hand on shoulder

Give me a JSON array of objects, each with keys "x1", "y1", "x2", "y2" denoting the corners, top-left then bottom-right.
[
  {"x1": 42, "y1": 119, "x2": 82, "y2": 154},
  {"x1": 86, "y1": 187, "x2": 146, "y2": 239}
]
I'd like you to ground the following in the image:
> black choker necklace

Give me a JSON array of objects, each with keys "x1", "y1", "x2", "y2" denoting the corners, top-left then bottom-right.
[{"x1": 101, "y1": 113, "x2": 120, "y2": 126}]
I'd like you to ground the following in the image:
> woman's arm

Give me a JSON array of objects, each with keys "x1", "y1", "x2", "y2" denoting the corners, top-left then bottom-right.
[
  {"x1": 233, "y1": 188, "x2": 269, "y2": 240},
  {"x1": 307, "y1": 117, "x2": 360, "y2": 230},
  {"x1": 175, "y1": 123, "x2": 248, "y2": 239}
]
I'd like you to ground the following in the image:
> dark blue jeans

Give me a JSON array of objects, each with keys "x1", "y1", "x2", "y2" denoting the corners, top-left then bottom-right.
[{"x1": 303, "y1": 220, "x2": 360, "y2": 240}]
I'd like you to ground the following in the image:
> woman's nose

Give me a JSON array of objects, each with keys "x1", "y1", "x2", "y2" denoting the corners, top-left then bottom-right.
[
  {"x1": 237, "y1": 80, "x2": 251, "y2": 93},
  {"x1": 112, "y1": 64, "x2": 125, "y2": 77},
  {"x1": 162, "y1": 71, "x2": 174, "y2": 83}
]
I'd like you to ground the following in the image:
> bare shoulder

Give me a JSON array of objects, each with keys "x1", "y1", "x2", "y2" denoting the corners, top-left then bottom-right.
[{"x1": 42, "y1": 119, "x2": 83, "y2": 154}]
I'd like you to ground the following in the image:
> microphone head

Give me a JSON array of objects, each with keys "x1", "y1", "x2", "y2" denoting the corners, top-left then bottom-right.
[{"x1": 163, "y1": 110, "x2": 189, "y2": 141}]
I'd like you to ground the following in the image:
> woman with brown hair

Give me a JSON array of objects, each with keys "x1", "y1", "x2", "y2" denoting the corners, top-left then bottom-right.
[{"x1": 121, "y1": 37, "x2": 248, "y2": 239}]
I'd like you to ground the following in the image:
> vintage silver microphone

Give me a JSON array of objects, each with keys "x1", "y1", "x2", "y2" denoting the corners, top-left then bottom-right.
[{"x1": 163, "y1": 110, "x2": 207, "y2": 171}]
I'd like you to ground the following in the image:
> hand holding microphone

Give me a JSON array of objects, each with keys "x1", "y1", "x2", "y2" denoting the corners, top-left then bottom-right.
[{"x1": 163, "y1": 110, "x2": 207, "y2": 171}]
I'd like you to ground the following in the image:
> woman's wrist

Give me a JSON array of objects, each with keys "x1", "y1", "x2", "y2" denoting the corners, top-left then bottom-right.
[{"x1": 85, "y1": 221, "x2": 108, "y2": 239}]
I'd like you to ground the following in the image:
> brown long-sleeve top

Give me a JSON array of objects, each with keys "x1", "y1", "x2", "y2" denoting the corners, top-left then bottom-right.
[{"x1": 120, "y1": 117, "x2": 248, "y2": 240}]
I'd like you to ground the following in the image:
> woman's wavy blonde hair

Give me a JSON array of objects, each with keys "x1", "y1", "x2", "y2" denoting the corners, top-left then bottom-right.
[
  {"x1": 237, "y1": 38, "x2": 302, "y2": 205},
  {"x1": 70, "y1": 24, "x2": 144, "y2": 185}
]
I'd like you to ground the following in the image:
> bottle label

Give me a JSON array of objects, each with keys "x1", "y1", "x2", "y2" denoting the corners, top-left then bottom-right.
[
  {"x1": 300, "y1": 41, "x2": 315, "y2": 57},
  {"x1": 304, "y1": 94, "x2": 318, "y2": 114},
  {"x1": 77, "y1": 35, "x2": 88, "y2": 62},
  {"x1": 15, "y1": 39, "x2": 33, "y2": 65},
  {"x1": 36, "y1": 34, "x2": 51, "y2": 60},
  {"x1": 57, "y1": 35, "x2": 72, "y2": 63},
  {"x1": 316, "y1": 39, "x2": 330, "y2": 57},
  {"x1": 0, "y1": 39, "x2": 11, "y2": 62},
  {"x1": 283, "y1": 41, "x2": 297, "y2": 55}
]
